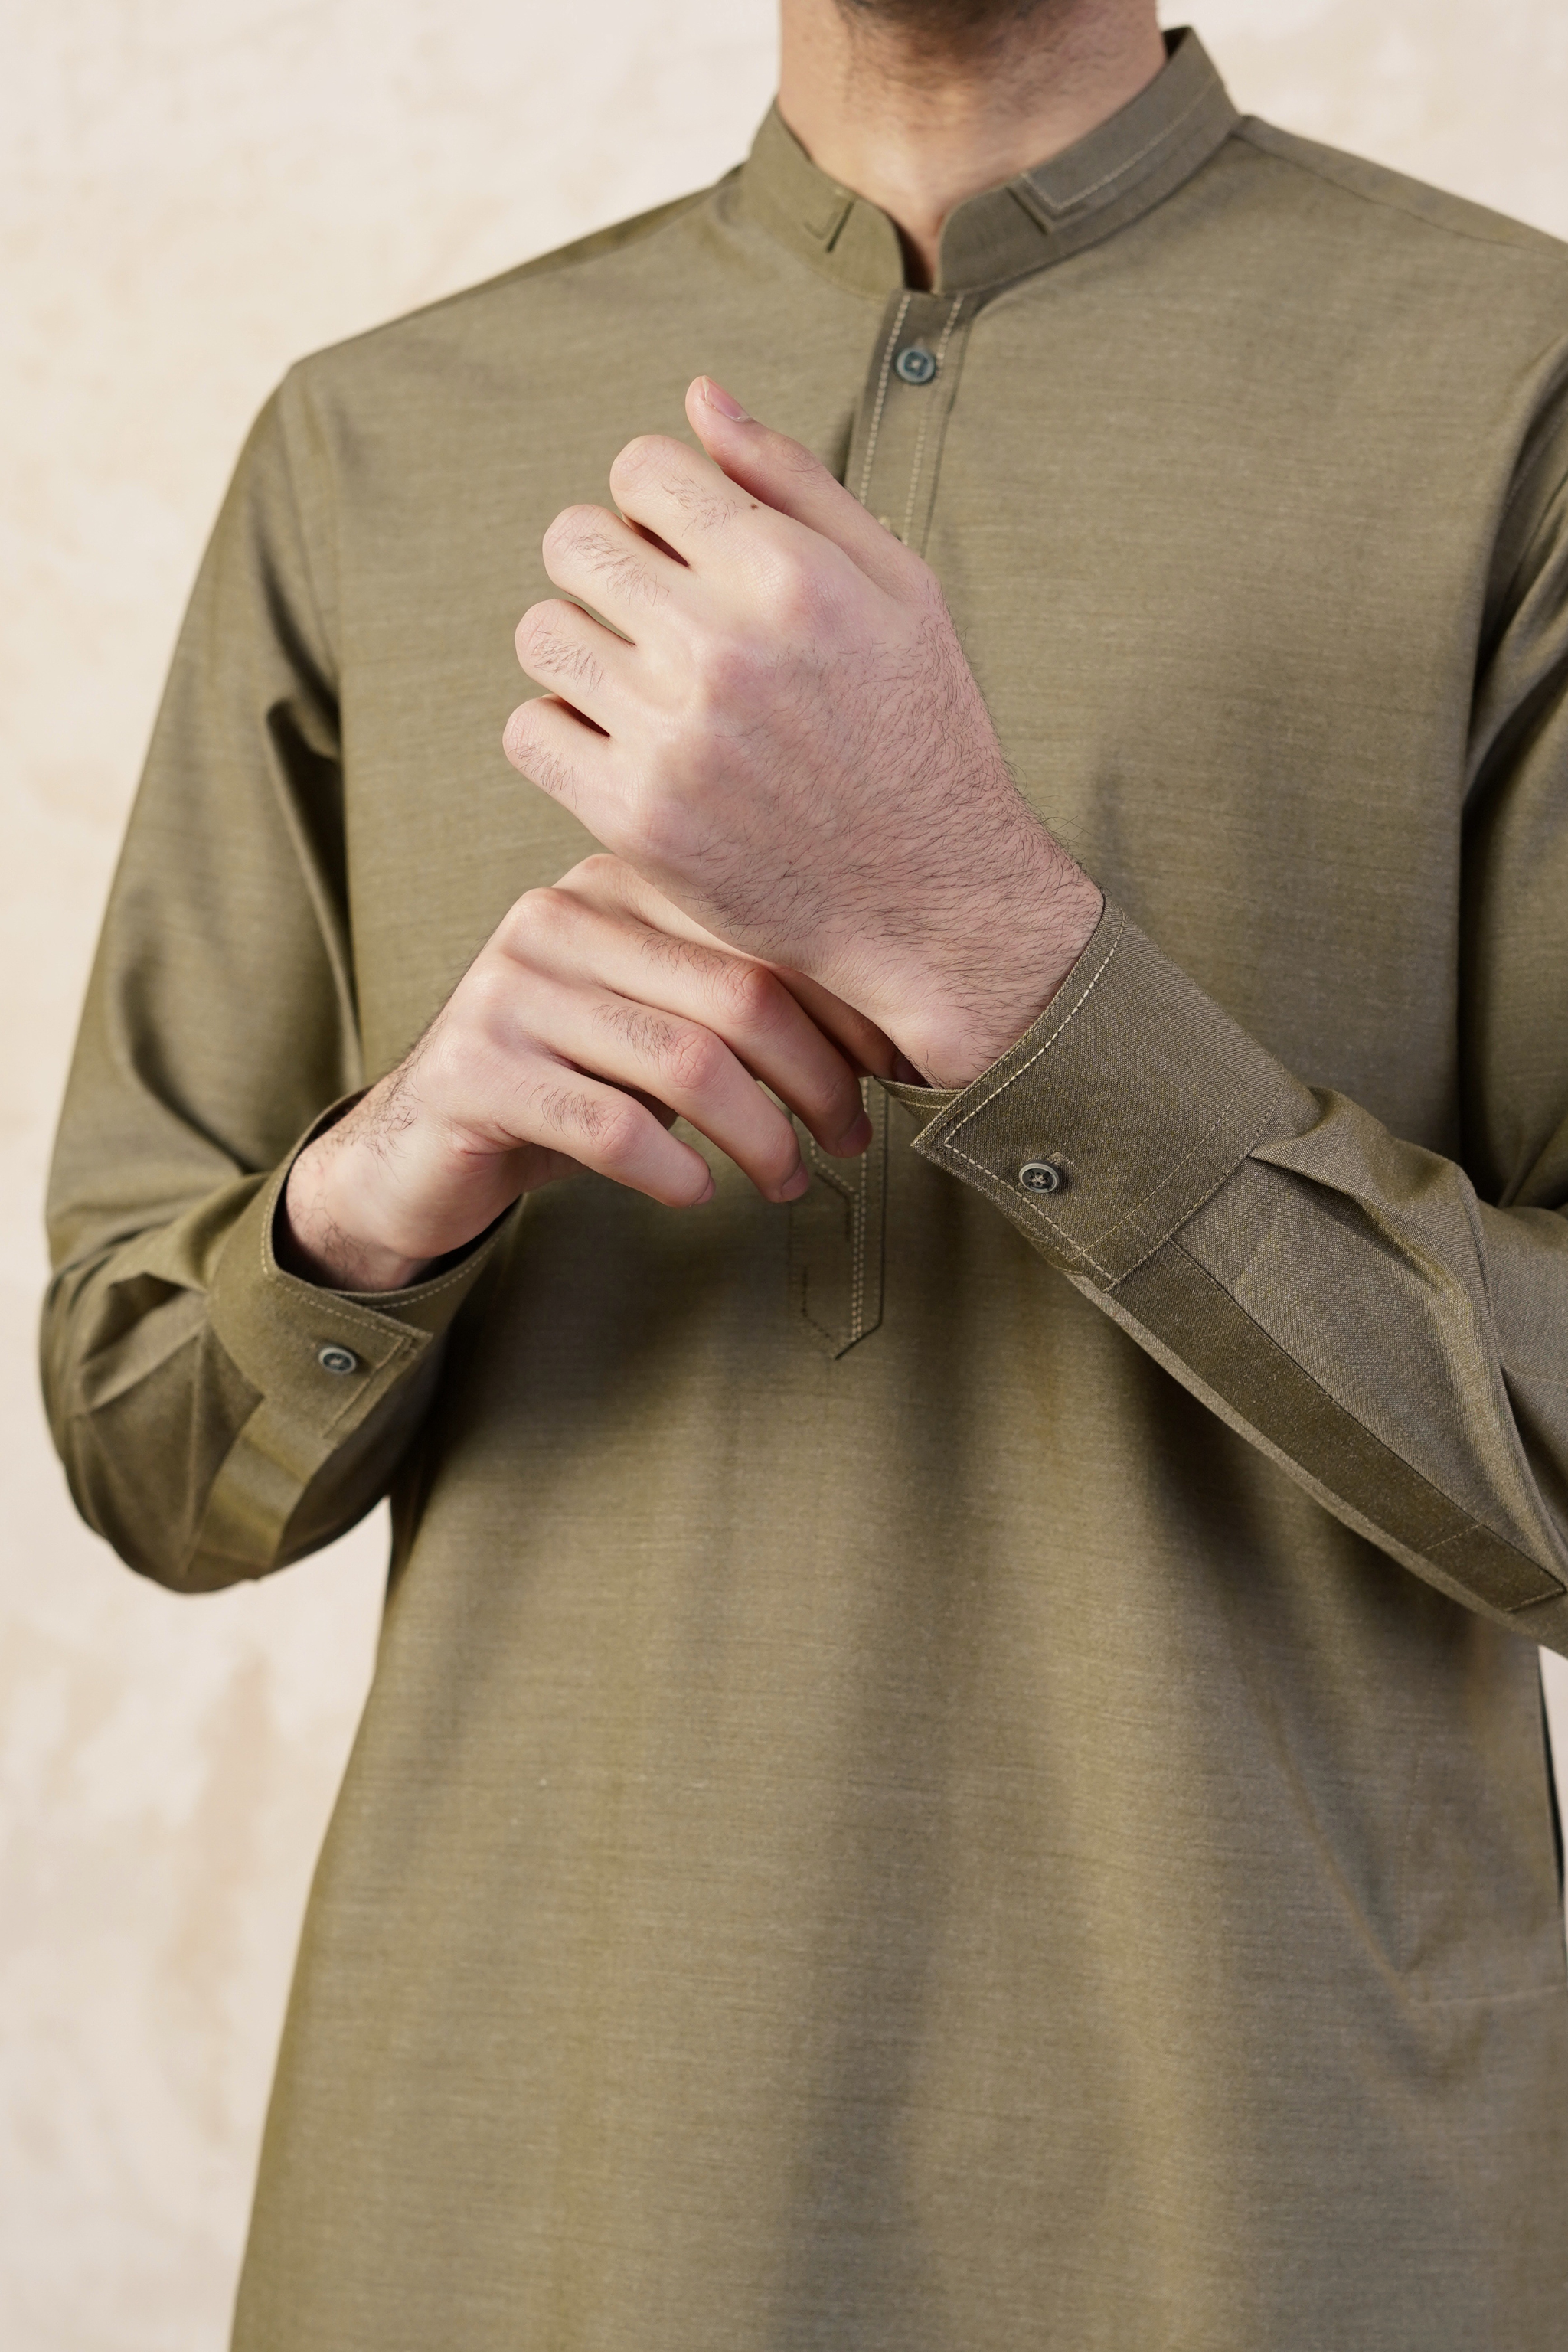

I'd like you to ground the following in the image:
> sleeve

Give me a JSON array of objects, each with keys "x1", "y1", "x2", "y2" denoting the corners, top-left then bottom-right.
[
  {"x1": 897, "y1": 446, "x2": 1568, "y2": 1654},
  {"x1": 41, "y1": 370, "x2": 502, "y2": 1594}
]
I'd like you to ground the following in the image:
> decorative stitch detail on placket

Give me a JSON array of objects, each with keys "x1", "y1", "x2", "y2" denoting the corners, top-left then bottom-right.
[
  {"x1": 788, "y1": 1079, "x2": 887, "y2": 1357},
  {"x1": 900, "y1": 295, "x2": 965, "y2": 544},
  {"x1": 857, "y1": 292, "x2": 913, "y2": 509}
]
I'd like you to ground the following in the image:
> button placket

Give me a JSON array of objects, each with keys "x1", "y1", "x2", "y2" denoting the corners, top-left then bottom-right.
[
  {"x1": 789, "y1": 292, "x2": 975, "y2": 1360},
  {"x1": 848, "y1": 289, "x2": 973, "y2": 557}
]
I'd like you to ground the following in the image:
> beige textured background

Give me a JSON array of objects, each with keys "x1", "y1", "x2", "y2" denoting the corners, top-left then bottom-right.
[{"x1": 3, "y1": 4, "x2": 1567, "y2": 2344}]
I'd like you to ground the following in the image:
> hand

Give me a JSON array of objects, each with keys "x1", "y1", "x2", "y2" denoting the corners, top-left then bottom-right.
[
  {"x1": 503, "y1": 377, "x2": 1102, "y2": 1089},
  {"x1": 279, "y1": 856, "x2": 887, "y2": 1292}
]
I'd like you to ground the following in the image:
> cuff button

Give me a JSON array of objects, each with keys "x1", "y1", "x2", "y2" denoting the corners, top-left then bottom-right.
[
  {"x1": 1018, "y1": 1161, "x2": 1062, "y2": 1196},
  {"x1": 317, "y1": 1344, "x2": 360, "y2": 1376}
]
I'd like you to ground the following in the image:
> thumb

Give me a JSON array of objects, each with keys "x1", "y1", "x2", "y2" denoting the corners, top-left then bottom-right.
[{"x1": 685, "y1": 375, "x2": 914, "y2": 594}]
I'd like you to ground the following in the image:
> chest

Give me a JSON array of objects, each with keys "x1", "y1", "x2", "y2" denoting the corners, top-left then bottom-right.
[{"x1": 335, "y1": 276, "x2": 1498, "y2": 1146}]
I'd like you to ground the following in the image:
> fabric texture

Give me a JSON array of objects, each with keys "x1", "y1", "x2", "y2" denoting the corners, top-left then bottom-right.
[{"x1": 42, "y1": 30, "x2": 1568, "y2": 2350}]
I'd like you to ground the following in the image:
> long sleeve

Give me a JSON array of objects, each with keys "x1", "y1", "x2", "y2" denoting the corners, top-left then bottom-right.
[
  {"x1": 41, "y1": 374, "x2": 498, "y2": 1592},
  {"x1": 904, "y1": 443, "x2": 1568, "y2": 1652}
]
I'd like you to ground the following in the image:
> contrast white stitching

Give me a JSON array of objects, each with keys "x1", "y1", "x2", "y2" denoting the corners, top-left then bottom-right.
[
  {"x1": 944, "y1": 1149, "x2": 1115, "y2": 1276},
  {"x1": 900, "y1": 295, "x2": 965, "y2": 544},
  {"x1": 260, "y1": 1168, "x2": 493, "y2": 1331},
  {"x1": 1031, "y1": 81, "x2": 1216, "y2": 217},
  {"x1": 851, "y1": 1126, "x2": 866, "y2": 1344},
  {"x1": 939, "y1": 910, "x2": 1125, "y2": 1144},
  {"x1": 851, "y1": 1079, "x2": 879, "y2": 1343},
  {"x1": 1085, "y1": 1070, "x2": 1256, "y2": 1248},
  {"x1": 944, "y1": 1082, "x2": 1282, "y2": 1285},
  {"x1": 858, "y1": 291, "x2": 913, "y2": 510}
]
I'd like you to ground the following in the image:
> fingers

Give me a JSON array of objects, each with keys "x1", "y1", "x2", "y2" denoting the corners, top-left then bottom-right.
[
  {"x1": 511, "y1": 867, "x2": 874, "y2": 1155},
  {"x1": 501, "y1": 688, "x2": 616, "y2": 813},
  {"x1": 492, "y1": 1061, "x2": 720, "y2": 1210},
  {"x1": 605, "y1": 430, "x2": 756, "y2": 568},
  {"x1": 769, "y1": 966, "x2": 900, "y2": 1085},
  {"x1": 684, "y1": 377, "x2": 915, "y2": 596},
  {"x1": 512, "y1": 595, "x2": 635, "y2": 733},
  {"x1": 600, "y1": 397, "x2": 914, "y2": 613},
  {"x1": 416, "y1": 958, "x2": 720, "y2": 1214},
  {"x1": 464, "y1": 939, "x2": 810, "y2": 1205},
  {"x1": 554, "y1": 856, "x2": 896, "y2": 1096},
  {"x1": 539, "y1": 503, "x2": 682, "y2": 631}
]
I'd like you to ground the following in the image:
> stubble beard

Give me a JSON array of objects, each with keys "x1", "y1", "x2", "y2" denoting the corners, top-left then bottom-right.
[{"x1": 834, "y1": 0, "x2": 1089, "y2": 68}]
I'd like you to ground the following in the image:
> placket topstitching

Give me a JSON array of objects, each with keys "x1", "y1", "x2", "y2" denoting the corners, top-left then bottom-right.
[{"x1": 788, "y1": 287, "x2": 974, "y2": 1358}]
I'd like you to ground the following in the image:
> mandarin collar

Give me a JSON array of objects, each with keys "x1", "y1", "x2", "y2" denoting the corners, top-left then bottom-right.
[{"x1": 738, "y1": 27, "x2": 1240, "y2": 298}]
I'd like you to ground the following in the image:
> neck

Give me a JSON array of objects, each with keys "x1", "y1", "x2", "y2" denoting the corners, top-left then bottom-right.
[{"x1": 777, "y1": 0, "x2": 1167, "y2": 286}]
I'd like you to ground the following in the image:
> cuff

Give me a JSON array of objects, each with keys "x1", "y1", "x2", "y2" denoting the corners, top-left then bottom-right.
[
  {"x1": 196, "y1": 1106, "x2": 505, "y2": 1570},
  {"x1": 904, "y1": 900, "x2": 1310, "y2": 1287}
]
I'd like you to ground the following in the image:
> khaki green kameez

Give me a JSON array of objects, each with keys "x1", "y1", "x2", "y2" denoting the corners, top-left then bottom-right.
[{"x1": 43, "y1": 31, "x2": 1568, "y2": 2349}]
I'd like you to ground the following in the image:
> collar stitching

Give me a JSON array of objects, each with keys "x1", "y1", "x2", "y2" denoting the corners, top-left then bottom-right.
[{"x1": 1020, "y1": 78, "x2": 1222, "y2": 224}]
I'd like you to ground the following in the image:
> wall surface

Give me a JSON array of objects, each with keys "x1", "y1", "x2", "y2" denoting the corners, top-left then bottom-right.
[{"x1": 3, "y1": 4, "x2": 1567, "y2": 2344}]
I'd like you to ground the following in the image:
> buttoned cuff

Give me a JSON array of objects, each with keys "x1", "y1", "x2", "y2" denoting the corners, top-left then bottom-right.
[
  {"x1": 902, "y1": 900, "x2": 1311, "y2": 1287},
  {"x1": 195, "y1": 1104, "x2": 505, "y2": 1570}
]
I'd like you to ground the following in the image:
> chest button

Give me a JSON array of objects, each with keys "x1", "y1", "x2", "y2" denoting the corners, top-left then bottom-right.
[
  {"x1": 317, "y1": 1344, "x2": 361, "y2": 1376},
  {"x1": 1018, "y1": 1161, "x2": 1062, "y2": 1196},
  {"x1": 893, "y1": 345, "x2": 938, "y2": 385}
]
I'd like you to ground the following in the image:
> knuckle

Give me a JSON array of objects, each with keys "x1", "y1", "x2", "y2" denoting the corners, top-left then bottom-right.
[
  {"x1": 418, "y1": 1018, "x2": 485, "y2": 1109},
  {"x1": 762, "y1": 1129, "x2": 803, "y2": 1188},
  {"x1": 518, "y1": 614, "x2": 602, "y2": 693},
  {"x1": 614, "y1": 786, "x2": 675, "y2": 870},
  {"x1": 586, "y1": 1096, "x2": 645, "y2": 1167},
  {"x1": 541, "y1": 504, "x2": 598, "y2": 566},
  {"x1": 608, "y1": 433, "x2": 668, "y2": 492},
  {"x1": 767, "y1": 550, "x2": 826, "y2": 631},
  {"x1": 531, "y1": 1080, "x2": 633, "y2": 1165},
  {"x1": 605, "y1": 546, "x2": 665, "y2": 609},
  {"x1": 571, "y1": 851, "x2": 622, "y2": 893},
  {"x1": 781, "y1": 436, "x2": 825, "y2": 484},
  {"x1": 449, "y1": 956, "x2": 513, "y2": 1041},
  {"x1": 661, "y1": 1022, "x2": 724, "y2": 1096},
  {"x1": 456, "y1": 947, "x2": 507, "y2": 1014},
  {"x1": 514, "y1": 605, "x2": 550, "y2": 661},
  {"x1": 499, "y1": 885, "x2": 570, "y2": 958},
  {"x1": 502, "y1": 695, "x2": 541, "y2": 754},
  {"x1": 506, "y1": 711, "x2": 580, "y2": 804},
  {"x1": 545, "y1": 518, "x2": 665, "y2": 609},
  {"x1": 692, "y1": 629, "x2": 759, "y2": 705},
  {"x1": 717, "y1": 956, "x2": 780, "y2": 1029}
]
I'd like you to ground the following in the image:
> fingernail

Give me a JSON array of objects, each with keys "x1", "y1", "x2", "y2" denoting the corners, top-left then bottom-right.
[
  {"x1": 776, "y1": 1164, "x2": 811, "y2": 1202},
  {"x1": 700, "y1": 377, "x2": 750, "y2": 422},
  {"x1": 832, "y1": 1112, "x2": 874, "y2": 1155}
]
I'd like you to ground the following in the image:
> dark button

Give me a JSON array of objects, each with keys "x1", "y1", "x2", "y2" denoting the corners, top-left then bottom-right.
[
  {"x1": 893, "y1": 345, "x2": 937, "y2": 386},
  {"x1": 317, "y1": 1344, "x2": 360, "y2": 1376},
  {"x1": 1018, "y1": 1161, "x2": 1061, "y2": 1196}
]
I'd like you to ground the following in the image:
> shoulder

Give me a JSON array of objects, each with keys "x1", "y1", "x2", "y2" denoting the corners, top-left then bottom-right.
[
  {"x1": 1231, "y1": 116, "x2": 1568, "y2": 276},
  {"x1": 277, "y1": 174, "x2": 731, "y2": 422},
  {"x1": 1180, "y1": 116, "x2": 1568, "y2": 436},
  {"x1": 1215, "y1": 122, "x2": 1568, "y2": 577}
]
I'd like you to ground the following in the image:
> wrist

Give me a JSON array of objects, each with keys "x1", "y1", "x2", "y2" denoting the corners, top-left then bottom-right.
[
  {"x1": 279, "y1": 1129, "x2": 432, "y2": 1293},
  {"x1": 889, "y1": 866, "x2": 1102, "y2": 1090}
]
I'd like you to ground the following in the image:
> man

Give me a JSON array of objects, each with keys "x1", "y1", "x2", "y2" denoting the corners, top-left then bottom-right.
[{"x1": 42, "y1": 0, "x2": 1568, "y2": 2342}]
